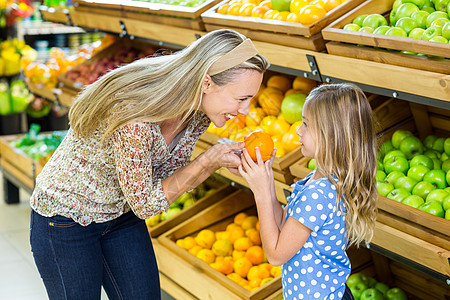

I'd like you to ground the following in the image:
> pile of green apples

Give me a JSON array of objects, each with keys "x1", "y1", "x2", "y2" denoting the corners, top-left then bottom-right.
[
  {"x1": 343, "y1": 0, "x2": 450, "y2": 45},
  {"x1": 347, "y1": 272, "x2": 408, "y2": 300},
  {"x1": 376, "y1": 130, "x2": 450, "y2": 219}
]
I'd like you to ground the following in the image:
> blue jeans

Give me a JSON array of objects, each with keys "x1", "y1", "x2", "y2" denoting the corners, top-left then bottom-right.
[
  {"x1": 342, "y1": 284, "x2": 355, "y2": 300},
  {"x1": 30, "y1": 210, "x2": 161, "y2": 300}
]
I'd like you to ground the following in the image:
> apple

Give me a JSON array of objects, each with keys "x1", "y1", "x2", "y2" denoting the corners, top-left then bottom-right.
[
  {"x1": 444, "y1": 194, "x2": 450, "y2": 210},
  {"x1": 445, "y1": 187, "x2": 450, "y2": 193},
  {"x1": 423, "y1": 169, "x2": 447, "y2": 189},
  {"x1": 401, "y1": 194, "x2": 425, "y2": 208},
  {"x1": 412, "y1": 181, "x2": 436, "y2": 198},
  {"x1": 374, "y1": 282, "x2": 390, "y2": 295},
  {"x1": 386, "y1": 288, "x2": 408, "y2": 300},
  {"x1": 418, "y1": 200, "x2": 445, "y2": 217},
  {"x1": 424, "y1": 149, "x2": 440, "y2": 159},
  {"x1": 447, "y1": 169, "x2": 450, "y2": 187},
  {"x1": 374, "y1": 25, "x2": 392, "y2": 34},
  {"x1": 377, "y1": 160, "x2": 384, "y2": 171},
  {"x1": 361, "y1": 288, "x2": 386, "y2": 300},
  {"x1": 426, "y1": 188, "x2": 449, "y2": 203},
  {"x1": 280, "y1": 93, "x2": 306, "y2": 124},
  {"x1": 404, "y1": 0, "x2": 426, "y2": 7},
  {"x1": 308, "y1": 158, "x2": 316, "y2": 170},
  {"x1": 386, "y1": 171, "x2": 407, "y2": 185},
  {"x1": 392, "y1": 0, "x2": 405, "y2": 12},
  {"x1": 366, "y1": 276, "x2": 377, "y2": 288},
  {"x1": 442, "y1": 153, "x2": 449, "y2": 162},
  {"x1": 434, "y1": 0, "x2": 450, "y2": 12},
  {"x1": 386, "y1": 26, "x2": 408, "y2": 37},
  {"x1": 353, "y1": 14, "x2": 368, "y2": 26},
  {"x1": 384, "y1": 156, "x2": 409, "y2": 174},
  {"x1": 394, "y1": 176, "x2": 418, "y2": 192},
  {"x1": 391, "y1": 3, "x2": 420, "y2": 24},
  {"x1": 379, "y1": 140, "x2": 395, "y2": 158},
  {"x1": 383, "y1": 150, "x2": 407, "y2": 164},
  {"x1": 429, "y1": 35, "x2": 449, "y2": 42},
  {"x1": 387, "y1": 187, "x2": 411, "y2": 202},
  {"x1": 423, "y1": 135, "x2": 438, "y2": 149},
  {"x1": 430, "y1": 17, "x2": 450, "y2": 27},
  {"x1": 421, "y1": 0, "x2": 434, "y2": 7},
  {"x1": 408, "y1": 27, "x2": 426, "y2": 38},
  {"x1": 425, "y1": 11, "x2": 449, "y2": 28},
  {"x1": 377, "y1": 170, "x2": 387, "y2": 181},
  {"x1": 431, "y1": 137, "x2": 445, "y2": 152},
  {"x1": 344, "y1": 23, "x2": 362, "y2": 31},
  {"x1": 445, "y1": 209, "x2": 450, "y2": 220},
  {"x1": 396, "y1": 17, "x2": 419, "y2": 34},
  {"x1": 359, "y1": 27, "x2": 375, "y2": 33},
  {"x1": 422, "y1": 25, "x2": 443, "y2": 40},
  {"x1": 422, "y1": 5, "x2": 436, "y2": 12},
  {"x1": 377, "y1": 181, "x2": 395, "y2": 196},
  {"x1": 347, "y1": 273, "x2": 369, "y2": 287},
  {"x1": 407, "y1": 165, "x2": 430, "y2": 181},
  {"x1": 432, "y1": 158, "x2": 442, "y2": 169},
  {"x1": 363, "y1": 14, "x2": 389, "y2": 28},
  {"x1": 350, "y1": 281, "x2": 369, "y2": 300},
  {"x1": 442, "y1": 159, "x2": 450, "y2": 173},
  {"x1": 399, "y1": 136, "x2": 423, "y2": 159},
  {"x1": 391, "y1": 130, "x2": 413, "y2": 149},
  {"x1": 410, "y1": 154, "x2": 434, "y2": 169},
  {"x1": 444, "y1": 137, "x2": 450, "y2": 155},
  {"x1": 411, "y1": 10, "x2": 429, "y2": 28}
]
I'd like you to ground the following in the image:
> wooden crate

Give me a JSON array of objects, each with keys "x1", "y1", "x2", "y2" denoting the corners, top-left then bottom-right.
[
  {"x1": 148, "y1": 178, "x2": 236, "y2": 238},
  {"x1": 39, "y1": 6, "x2": 72, "y2": 23},
  {"x1": 368, "y1": 94, "x2": 412, "y2": 134},
  {"x1": 322, "y1": 0, "x2": 450, "y2": 73},
  {"x1": 158, "y1": 189, "x2": 282, "y2": 300},
  {"x1": 201, "y1": 0, "x2": 365, "y2": 51}
]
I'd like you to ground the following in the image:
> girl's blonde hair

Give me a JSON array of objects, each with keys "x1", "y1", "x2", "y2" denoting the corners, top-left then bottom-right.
[
  {"x1": 305, "y1": 83, "x2": 377, "y2": 248},
  {"x1": 68, "y1": 29, "x2": 269, "y2": 140}
]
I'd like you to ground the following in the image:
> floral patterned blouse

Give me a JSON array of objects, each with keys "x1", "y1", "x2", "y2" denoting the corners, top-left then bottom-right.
[{"x1": 30, "y1": 111, "x2": 211, "y2": 226}]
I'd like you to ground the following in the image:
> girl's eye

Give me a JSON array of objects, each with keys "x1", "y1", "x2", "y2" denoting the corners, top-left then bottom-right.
[{"x1": 239, "y1": 98, "x2": 249, "y2": 102}]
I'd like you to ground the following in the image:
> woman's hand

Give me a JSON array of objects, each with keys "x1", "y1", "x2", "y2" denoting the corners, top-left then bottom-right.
[{"x1": 200, "y1": 142, "x2": 244, "y2": 175}]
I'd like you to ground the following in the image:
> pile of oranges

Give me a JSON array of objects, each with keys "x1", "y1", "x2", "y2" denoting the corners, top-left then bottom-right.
[
  {"x1": 216, "y1": 0, "x2": 346, "y2": 25},
  {"x1": 207, "y1": 74, "x2": 317, "y2": 158},
  {"x1": 175, "y1": 212, "x2": 281, "y2": 291}
]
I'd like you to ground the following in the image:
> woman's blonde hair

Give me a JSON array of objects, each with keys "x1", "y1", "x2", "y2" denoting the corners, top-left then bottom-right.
[
  {"x1": 68, "y1": 29, "x2": 269, "y2": 140},
  {"x1": 304, "y1": 83, "x2": 377, "y2": 248}
]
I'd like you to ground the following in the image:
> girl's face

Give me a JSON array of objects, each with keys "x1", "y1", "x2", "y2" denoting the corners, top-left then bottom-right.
[
  {"x1": 296, "y1": 106, "x2": 316, "y2": 159},
  {"x1": 200, "y1": 69, "x2": 263, "y2": 128}
]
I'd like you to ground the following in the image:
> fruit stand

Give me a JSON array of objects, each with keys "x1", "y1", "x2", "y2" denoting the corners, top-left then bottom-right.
[{"x1": 1, "y1": 0, "x2": 450, "y2": 298}]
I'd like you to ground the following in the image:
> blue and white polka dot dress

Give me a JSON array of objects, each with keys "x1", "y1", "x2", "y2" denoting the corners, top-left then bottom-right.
[{"x1": 282, "y1": 172, "x2": 351, "y2": 300}]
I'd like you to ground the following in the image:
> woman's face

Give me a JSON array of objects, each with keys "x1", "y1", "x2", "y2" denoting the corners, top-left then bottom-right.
[
  {"x1": 297, "y1": 106, "x2": 316, "y2": 159},
  {"x1": 200, "y1": 69, "x2": 263, "y2": 128}
]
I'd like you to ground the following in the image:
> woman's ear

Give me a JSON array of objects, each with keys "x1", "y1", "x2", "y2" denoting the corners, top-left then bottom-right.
[{"x1": 202, "y1": 74, "x2": 212, "y2": 94}]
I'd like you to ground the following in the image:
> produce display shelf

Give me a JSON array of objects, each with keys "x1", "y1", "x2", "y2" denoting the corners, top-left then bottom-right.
[
  {"x1": 25, "y1": 81, "x2": 76, "y2": 108},
  {"x1": 39, "y1": 6, "x2": 73, "y2": 24}
]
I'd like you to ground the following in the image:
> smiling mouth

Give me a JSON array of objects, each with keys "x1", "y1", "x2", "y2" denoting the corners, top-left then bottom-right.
[{"x1": 225, "y1": 113, "x2": 236, "y2": 120}]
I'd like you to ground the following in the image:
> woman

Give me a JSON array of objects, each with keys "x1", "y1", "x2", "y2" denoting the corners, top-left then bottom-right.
[{"x1": 30, "y1": 29, "x2": 269, "y2": 299}]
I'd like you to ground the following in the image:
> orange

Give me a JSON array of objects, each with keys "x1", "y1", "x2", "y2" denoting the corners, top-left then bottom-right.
[
  {"x1": 197, "y1": 249, "x2": 215, "y2": 264},
  {"x1": 274, "y1": 141, "x2": 286, "y2": 158},
  {"x1": 229, "y1": 127, "x2": 253, "y2": 142},
  {"x1": 229, "y1": 226, "x2": 245, "y2": 243},
  {"x1": 210, "y1": 256, "x2": 234, "y2": 275},
  {"x1": 234, "y1": 257, "x2": 253, "y2": 278},
  {"x1": 234, "y1": 237, "x2": 254, "y2": 251},
  {"x1": 270, "y1": 265, "x2": 282, "y2": 277},
  {"x1": 234, "y1": 212, "x2": 249, "y2": 225},
  {"x1": 310, "y1": 0, "x2": 325, "y2": 9},
  {"x1": 272, "y1": 11, "x2": 291, "y2": 21},
  {"x1": 268, "y1": 119, "x2": 291, "y2": 136},
  {"x1": 216, "y1": 119, "x2": 240, "y2": 138},
  {"x1": 217, "y1": 3, "x2": 230, "y2": 14},
  {"x1": 239, "y1": 3, "x2": 256, "y2": 15},
  {"x1": 207, "y1": 122, "x2": 220, "y2": 135},
  {"x1": 251, "y1": 5, "x2": 270, "y2": 17},
  {"x1": 258, "y1": 87, "x2": 284, "y2": 115},
  {"x1": 262, "y1": 9, "x2": 279, "y2": 19},
  {"x1": 244, "y1": 131, "x2": 274, "y2": 161},
  {"x1": 226, "y1": 223, "x2": 241, "y2": 232},
  {"x1": 266, "y1": 75, "x2": 291, "y2": 93},
  {"x1": 256, "y1": 221, "x2": 260, "y2": 231},
  {"x1": 247, "y1": 264, "x2": 271, "y2": 280},
  {"x1": 195, "y1": 229, "x2": 216, "y2": 249},
  {"x1": 260, "y1": 277, "x2": 274, "y2": 286},
  {"x1": 249, "y1": 278, "x2": 262, "y2": 288},
  {"x1": 298, "y1": 5, "x2": 327, "y2": 25},
  {"x1": 183, "y1": 236, "x2": 197, "y2": 250},
  {"x1": 246, "y1": 107, "x2": 266, "y2": 127},
  {"x1": 227, "y1": 273, "x2": 243, "y2": 284},
  {"x1": 233, "y1": 250, "x2": 246, "y2": 260},
  {"x1": 290, "y1": 0, "x2": 309, "y2": 13},
  {"x1": 242, "y1": 0, "x2": 260, "y2": 4},
  {"x1": 286, "y1": 12, "x2": 300, "y2": 22},
  {"x1": 259, "y1": 0, "x2": 272, "y2": 8},
  {"x1": 245, "y1": 228, "x2": 262, "y2": 245},
  {"x1": 271, "y1": 134, "x2": 283, "y2": 143},
  {"x1": 241, "y1": 215, "x2": 259, "y2": 230},
  {"x1": 285, "y1": 88, "x2": 303, "y2": 97},
  {"x1": 245, "y1": 245, "x2": 265, "y2": 264},
  {"x1": 176, "y1": 239, "x2": 185, "y2": 249},
  {"x1": 216, "y1": 230, "x2": 231, "y2": 241},
  {"x1": 282, "y1": 131, "x2": 301, "y2": 153},
  {"x1": 188, "y1": 245, "x2": 203, "y2": 256},
  {"x1": 227, "y1": 3, "x2": 243, "y2": 15},
  {"x1": 292, "y1": 76, "x2": 317, "y2": 93},
  {"x1": 212, "y1": 239, "x2": 233, "y2": 256},
  {"x1": 289, "y1": 121, "x2": 303, "y2": 134},
  {"x1": 323, "y1": 0, "x2": 342, "y2": 11}
]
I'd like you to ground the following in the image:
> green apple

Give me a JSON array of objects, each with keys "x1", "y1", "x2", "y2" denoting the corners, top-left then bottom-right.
[
  {"x1": 377, "y1": 181, "x2": 395, "y2": 196},
  {"x1": 401, "y1": 50, "x2": 418, "y2": 54},
  {"x1": 445, "y1": 209, "x2": 450, "y2": 219},
  {"x1": 399, "y1": 136, "x2": 423, "y2": 159},
  {"x1": 391, "y1": 3, "x2": 420, "y2": 24},
  {"x1": 347, "y1": 273, "x2": 369, "y2": 287},
  {"x1": 377, "y1": 170, "x2": 387, "y2": 181},
  {"x1": 386, "y1": 288, "x2": 408, "y2": 300},
  {"x1": 386, "y1": 26, "x2": 408, "y2": 36},
  {"x1": 350, "y1": 281, "x2": 369, "y2": 300},
  {"x1": 160, "y1": 207, "x2": 182, "y2": 221},
  {"x1": 447, "y1": 169, "x2": 450, "y2": 187},
  {"x1": 401, "y1": 194, "x2": 425, "y2": 208},
  {"x1": 429, "y1": 35, "x2": 449, "y2": 42},
  {"x1": 434, "y1": 0, "x2": 450, "y2": 12},
  {"x1": 344, "y1": 23, "x2": 361, "y2": 31},
  {"x1": 422, "y1": 25, "x2": 443, "y2": 40},
  {"x1": 410, "y1": 154, "x2": 434, "y2": 169},
  {"x1": 442, "y1": 153, "x2": 449, "y2": 162},
  {"x1": 432, "y1": 158, "x2": 443, "y2": 169},
  {"x1": 392, "y1": 0, "x2": 405, "y2": 12},
  {"x1": 408, "y1": 27, "x2": 426, "y2": 38},
  {"x1": 424, "y1": 149, "x2": 440, "y2": 159},
  {"x1": 183, "y1": 197, "x2": 196, "y2": 208},
  {"x1": 379, "y1": 140, "x2": 395, "y2": 159},
  {"x1": 418, "y1": 200, "x2": 445, "y2": 217},
  {"x1": 445, "y1": 137, "x2": 450, "y2": 155},
  {"x1": 404, "y1": 0, "x2": 426, "y2": 7},
  {"x1": 421, "y1": 5, "x2": 436, "y2": 12},
  {"x1": 366, "y1": 276, "x2": 377, "y2": 288},
  {"x1": 395, "y1": 176, "x2": 418, "y2": 192},
  {"x1": 374, "y1": 25, "x2": 392, "y2": 34},
  {"x1": 426, "y1": 188, "x2": 449, "y2": 203},
  {"x1": 396, "y1": 17, "x2": 419, "y2": 34},
  {"x1": 361, "y1": 288, "x2": 386, "y2": 300},
  {"x1": 430, "y1": 17, "x2": 450, "y2": 27},
  {"x1": 386, "y1": 170, "x2": 407, "y2": 185},
  {"x1": 387, "y1": 187, "x2": 411, "y2": 202},
  {"x1": 432, "y1": 137, "x2": 445, "y2": 152},
  {"x1": 423, "y1": 134, "x2": 438, "y2": 149},
  {"x1": 352, "y1": 14, "x2": 368, "y2": 27},
  {"x1": 308, "y1": 158, "x2": 316, "y2": 170},
  {"x1": 425, "y1": 11, "x2": 449, "y2": 28},
  {"x1": 443, "y1": 159, "x2": 450, "y2": 173},
  {"x1": 422, "y1": 0, "x2": 434, "y2": 7},
  {"x1": 383, "y1": 150, "x2": 407, "y2": 164},
  {"x1": 411, "y1": 10, "x2": 430, "y2": 28},
  {"x1": 374, "y1": 282, "x2": 390, "y2": 295},
  {"x1": 391, "y1": 130, "x2": 413, "y2": 149},
  {"x1": 363, "y1": 14, "x2": 389, "y2": 28},
  {"x1": 384, "y1": 156, "x2": 409, "y2": 174},
  {"x1": 377, "y1": 160, "x2": 384, "y2": 171},
  {"x1": 424, "y1": 169, "x2": 447, "y2": 189},
  {"x1": 359, "y1": 26, "x2": 375, "y2": 33},
  {"x1": 407, "y1": 165, "x2": 430, "y2": 181},
  {"x1": 443, "y1": 194, "x2": 450, "y2": 210},
  {"x1": 412, "y1": 181, "x2": 436, "y2": 198}
]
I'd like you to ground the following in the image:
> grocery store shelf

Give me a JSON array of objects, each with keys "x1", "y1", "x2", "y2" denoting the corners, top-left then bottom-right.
[{"x1": 19, "y1": 20, "x2": 85, "y2": 36}]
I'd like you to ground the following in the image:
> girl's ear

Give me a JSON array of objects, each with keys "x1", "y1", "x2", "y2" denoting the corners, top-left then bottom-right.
[{"x1": 202, "y1": 74, "x2": 213, "y2": 94}]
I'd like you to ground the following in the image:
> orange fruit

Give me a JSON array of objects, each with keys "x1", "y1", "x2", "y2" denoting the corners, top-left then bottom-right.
[
  {"x1": 310, "y1": 0, "x2": 325, "y2": 8},
  {"x1": 247, "y1": 264, "x2": 271, "y2": 280},
  {"x1": 258, "y1": 87, "x2": 284, "y2": 116},
  {"x1": 197, "y1": 249, "x2": 215, "y2": 264},
  {"x1": 282, "y1": 131, "x2": 301, "y2": 153},
  {"x1": 234, "y1": 237, "x2": 254, "y2": 251},
  {"x1": 323, "y1": 0, "x2": 342, "y2": 11},
  {"x1": 242, "y1": 0, "x2": 260, "y2": 4},
  {"x1": 233, "y1": 250, "x2": 246, "y2": 260},
  {"x1": 212, "y1": 239, "x2": 233, "y2": 256},
  {"x1": 217, "y1": 3, "x2": 230, "y2": 14},
  {"x1": 256, "y1": 221, "x2": 260, "y2": 231},
  {"x1": 260, "y1": 277, "x2": 274, "y2": 286},
  {"x1": 226, "y1": 223, "x2": 241, "y2": 232},
  {"x1": 245, "y1": 228, "x2": 262, "y2": 245},
  {"x1": 266, "y1": 75, "x2": 291, "y2": 93},
  {"x1": 271, "y1": 265, "x2": 282, "y2": 277},
  {"x1": 216, "y1": 119, "x2": 240, "y2": 138},
  {"x1": 298, "y1": 5, "x2": 327, "y2": 25},
  {"x1": 263, "y1": 9, "x2": 279, "y2": 19},
  {"x1": 183, "y1": 236, "x2": 197, "y2": 250},
  {"x1": 234, "y1": 212, "x2": 249, "y2": 225},
  {"x1": 289, "y1": 121, "x2": 303, "y2": 134},
  {"x1": 210, "y1": 256, "x2": 234, "y2": 275},
  {"x1": 216, "y1": 230, "x2": 231, "y2": 241},
  {"x1": 241, "y1": 215, "x2": 259, "y2": 230},
  {"x1": 251, "y1": 5, "x2": 270, "y2": 17},
  {"x1": 286, "y1": 12, "x2": 300, "y2": 22},
  {"x1": 189, "y1": 245, "x2": 203, "y2": 256},
  {"x1": 195, "y1": 229, "x2": 216, "y2": 249},
  {"x1": 272, "y1": 11, "x2": 291, "y2": 21},
  {"x1": 292, "y1": 76, "x2": 317, "y2": 93},
  {"x1": 260, "y1": 0, "x2": 272, "y2": 8},
  {"x1": 274, "y1": 141, "x2": 286, "y2": 158},
  {"x1": 239, "y1": 3, "x2": 256, "y2": 16},
  {"x1": 229, "y1": 127, "x2": 253, "y2": 142},
  {"x1": 229, "y1": 226, "x2": 245, "y2": 243},
  {"x1": 268, "y1": 119, "x2": 291, "y2": 136},
  {"x1": 249, "y1": 278, "x2": 262, "y2": 288},
  {"x1": 234, "y1": 257, "x2": 253, "y2": 278},
  {"x1": 246, "y1": 107, "x2": 266, "y2": 127},
  {"x1": 227, "y1": 272, "x2": 243, "y2": 284},
  {"x1": 245, "y1": 245, "x2": 265, "y2": 264},
  {"x1": 285, "y1": 88, "x2": 303, "y2": 97},
  {"x1": 227, "y1": 3, "x2": 243, "y2": 15},
  {"x1": 176, "y1": 239, "x2": 185, "y2": 249},
  {"x1": 290, "y1": 0, "x2": 309, "y2": 13},
  {"x1": 244, "y1": 131, "x2": 274, "y2": 161}
]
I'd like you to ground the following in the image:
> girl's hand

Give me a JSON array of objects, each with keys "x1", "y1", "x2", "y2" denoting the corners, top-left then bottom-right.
[{"x1": 201, "y1": 142, "x2": 244, "y2": 175}]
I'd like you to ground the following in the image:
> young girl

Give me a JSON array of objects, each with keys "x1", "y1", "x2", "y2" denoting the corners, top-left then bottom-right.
[{"x1": 239, "y1": 83, "x2": 378, "y2": 300}]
